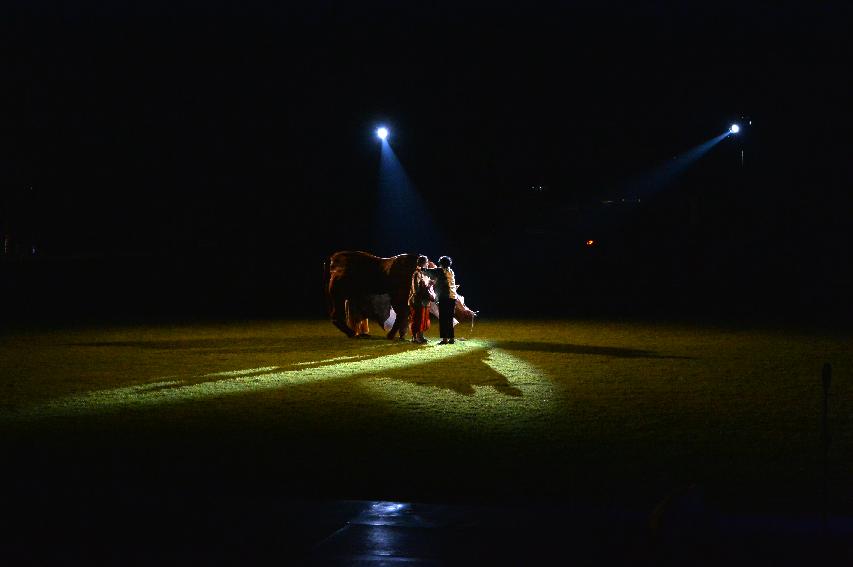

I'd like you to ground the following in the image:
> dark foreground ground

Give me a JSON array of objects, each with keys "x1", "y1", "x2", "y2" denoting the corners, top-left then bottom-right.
[
  {"x1": 5, "y1": 454, "x2": 853, "y2": 566},
  {"x1": 4, "y1": 431, "x2": 853, "y2": 566}
]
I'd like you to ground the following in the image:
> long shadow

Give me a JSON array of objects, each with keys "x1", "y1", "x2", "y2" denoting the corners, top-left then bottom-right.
[
  {"x1": 65, "y1": 336, "x2": 351, "y2": 354},
  {"x1": 378, "y1": 349, "x2": 523, "y2": 397},
  {"x1": 491, "y1": 340, "x2": 695, "y2": 360},
  {"x1": 138, "y1": 347, "x2": 417, "y2": 393}
]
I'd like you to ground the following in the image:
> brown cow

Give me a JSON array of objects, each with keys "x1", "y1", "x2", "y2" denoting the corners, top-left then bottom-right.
[{"x1": 324, "y1": 250, "x2": 419, "y2": 339}]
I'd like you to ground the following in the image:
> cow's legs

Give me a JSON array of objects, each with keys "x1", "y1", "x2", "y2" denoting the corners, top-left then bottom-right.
[
  {"x1": 332, "y1": 300, "x2": 356, "y2": 337},
  {"x1": 328, "y1": 283, "x2": 356, "y2": 338},
  {"x1": 387, "y1": 298, "x2": 409, "y2": 340}
]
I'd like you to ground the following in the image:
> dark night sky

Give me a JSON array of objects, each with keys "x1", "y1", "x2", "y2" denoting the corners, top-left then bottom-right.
[{"x1": 2, "y1": 1, "x2": 852, "y2": 321}]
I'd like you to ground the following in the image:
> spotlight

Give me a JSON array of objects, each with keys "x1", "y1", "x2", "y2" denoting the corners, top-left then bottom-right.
[
  {"x1": 376, "y1": 127, "x2": 389, "y2": 140},
  {"x1": 729, "y1": 124, "x2": 740, "y2": 134}
]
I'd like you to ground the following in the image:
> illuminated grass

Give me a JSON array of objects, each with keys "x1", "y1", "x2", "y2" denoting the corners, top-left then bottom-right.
[
  {"x1": 367, "y1": 348, "x2": 554, "y2": 425},
  {"x1": 9, "y1": 339, "x2": 497, "y2": 419},
  {"x1": 2, "y1": 319, "x2": 852, "y2": 510}
]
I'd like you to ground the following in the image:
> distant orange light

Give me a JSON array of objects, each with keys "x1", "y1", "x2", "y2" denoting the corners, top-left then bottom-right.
[{"x1": 585, "y1": 239, "x2": 595, "y2": 246}]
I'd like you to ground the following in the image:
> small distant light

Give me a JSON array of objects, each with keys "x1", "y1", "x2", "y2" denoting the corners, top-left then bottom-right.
[
  {"x1": 585, "y1": 239, "x2": 595, "y2": 247},
  {"x1": 729, "y1": 124, "x2": 740, "y2": 134},
  {"x1": 376, "y1": 127, "x2": 389, "y2": 140}
]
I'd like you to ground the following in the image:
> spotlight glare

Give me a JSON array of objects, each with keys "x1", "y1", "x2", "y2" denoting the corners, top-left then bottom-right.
[
  {"x1": 729, "y1": 124, "x2": 740, "y2": 134},
  {"x1": 376, "y1": 127, "x2": 389, "y2": 140}
]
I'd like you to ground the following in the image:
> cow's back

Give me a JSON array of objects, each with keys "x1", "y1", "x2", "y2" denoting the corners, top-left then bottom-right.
[{"x1": 327, "y1": 250, "x2": 416, "y2": 296}]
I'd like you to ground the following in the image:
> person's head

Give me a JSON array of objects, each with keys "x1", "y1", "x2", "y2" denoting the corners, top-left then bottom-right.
[
  {"x1": 416, "y1": 255, "x2": 428, "y2": 268},
  {"x1": 438, "y1": 255, "x2": 452, "y2": 268}
]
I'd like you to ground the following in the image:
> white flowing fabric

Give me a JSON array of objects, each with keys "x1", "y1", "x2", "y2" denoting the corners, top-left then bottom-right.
[{"x1": 382, "y1": 308, "x2": 397, "y2": 332}]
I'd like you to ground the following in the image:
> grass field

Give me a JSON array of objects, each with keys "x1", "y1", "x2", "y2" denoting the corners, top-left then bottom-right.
[{"x1": 3, "y1": 317, "x2": 852, "y2": 522}]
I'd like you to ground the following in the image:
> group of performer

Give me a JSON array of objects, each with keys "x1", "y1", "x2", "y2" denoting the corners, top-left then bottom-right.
[
  {"x1": 344, "y1": 255, "x2": 459, "y2": 345},
  {"x1": 410, "y1": 255, "x2": 457, "y2": 345}
]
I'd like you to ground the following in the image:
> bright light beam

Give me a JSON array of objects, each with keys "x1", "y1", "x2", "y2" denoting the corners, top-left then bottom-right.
[
  {"x1": 618, "y1": 130, "x2": 731, "y2": 201},
  {"x1": 374, "y1": 127, "x2": 445, "y2": 255},
  {"x1": 729, "y1": 124, "x2": 740, "y2": 134},
  {"x1": 376, "y1": 127, "x2": 389, "y2": 140},
  {"x1": 10, "y1": 340, "x2": 494, "y2": 419}
]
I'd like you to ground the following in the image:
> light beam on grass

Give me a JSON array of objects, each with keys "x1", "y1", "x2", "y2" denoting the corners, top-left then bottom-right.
[
  {"x1": 205, "y1": 366, "x2": 280, "y2": 377},
  {"x1": 294, "y1": 355, "x2": 368, "y2": 366},
  {"x1": 7, "y1": 339, "x2": 550, "y2": 420},
  {"x1": 365, "y1": 348, "x2": 554, "y2": 421}
]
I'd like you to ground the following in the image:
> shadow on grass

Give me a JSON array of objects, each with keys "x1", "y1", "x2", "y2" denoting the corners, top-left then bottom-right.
[
  {"x1": 377, "y1": 350, "x2": 523, "y2": 397},
  {"x1": 138, "y1": 349, "x2": 410, "y2": 392},
  {"x1": 65, "y1": 336, "x2": 351, "y2": 354},
  {"x1": 491, "y1": 340, "x2": 695, "y2": 360}
]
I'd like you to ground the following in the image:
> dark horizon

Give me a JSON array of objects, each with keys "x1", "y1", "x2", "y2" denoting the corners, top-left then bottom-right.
[{"x1": 2, "y1": 1, "x2": 852, "y2": 326}]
